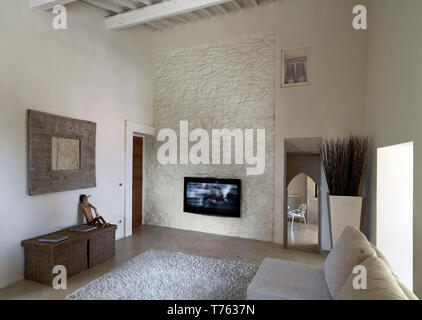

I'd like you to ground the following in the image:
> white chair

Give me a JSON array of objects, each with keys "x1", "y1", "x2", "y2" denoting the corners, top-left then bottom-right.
[{"x1": 288, "y1": 204, "x2": 307, "y2": 229}]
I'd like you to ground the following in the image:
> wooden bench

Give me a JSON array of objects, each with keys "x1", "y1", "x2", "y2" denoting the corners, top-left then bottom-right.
[{"x1": 21, "y1": 224, "x2": 117, "y2": 286}]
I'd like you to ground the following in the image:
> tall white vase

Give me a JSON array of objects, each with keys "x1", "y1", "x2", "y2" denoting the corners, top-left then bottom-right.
[{"x1": 328, "y1": 195, "x2": 364, "y2": 247}]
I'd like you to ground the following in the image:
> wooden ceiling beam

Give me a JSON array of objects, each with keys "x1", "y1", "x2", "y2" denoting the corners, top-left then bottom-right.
[
  {"x1": 29, "y1": 0, "x2": 76, "y2": 10},
  {"x1": 106, "y1": 0, "x2": 232, "y2": 29}
]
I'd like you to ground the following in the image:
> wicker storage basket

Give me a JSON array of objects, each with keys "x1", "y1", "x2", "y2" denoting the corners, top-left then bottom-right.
[{"x1": 22, "y1": 225, "x2": 117, "y2": 286}]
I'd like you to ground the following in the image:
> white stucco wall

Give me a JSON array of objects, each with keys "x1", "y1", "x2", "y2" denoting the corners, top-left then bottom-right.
[
  {"x1": 0, "y1": 1, "x2": 154, "y2": 288},
  {"x1": 364, "y1": 0, "x2": 422, "y2": 296},
  {"x1": 288, "y1": 173, "x2": 308, "y2": 204}
]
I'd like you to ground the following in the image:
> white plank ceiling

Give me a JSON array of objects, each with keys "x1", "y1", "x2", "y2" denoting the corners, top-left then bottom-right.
[{"x1": 29, "y1": 0, "x2": 278, "y2": 31}]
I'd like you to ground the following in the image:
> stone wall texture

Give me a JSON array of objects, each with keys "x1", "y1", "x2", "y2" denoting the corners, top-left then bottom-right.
[{"x1": 144, "y1": 33, "x2": 275, "y2": 241}]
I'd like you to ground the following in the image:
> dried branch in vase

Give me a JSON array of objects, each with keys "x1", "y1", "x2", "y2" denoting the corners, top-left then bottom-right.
[{"x1": 318, "y1": 135, "x2": 369, "y2": 196}]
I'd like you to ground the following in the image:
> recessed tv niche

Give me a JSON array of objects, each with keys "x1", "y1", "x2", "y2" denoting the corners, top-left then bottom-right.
[{"x1": 184, "y1": 177, "x2": 241, "y2": 218}]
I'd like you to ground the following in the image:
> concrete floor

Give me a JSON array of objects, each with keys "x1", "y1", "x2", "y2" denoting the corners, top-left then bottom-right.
[
  {"x1": 287, "y1": 221, "x2": 319, "y2": 253},
  {"x1": 0, "y1": 225, "x2": 325, "y2": 300}
]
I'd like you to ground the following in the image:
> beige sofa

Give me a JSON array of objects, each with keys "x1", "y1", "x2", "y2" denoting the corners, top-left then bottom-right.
[{"x1": 247, "y1": 226, "x2": 418, "y2": 300}]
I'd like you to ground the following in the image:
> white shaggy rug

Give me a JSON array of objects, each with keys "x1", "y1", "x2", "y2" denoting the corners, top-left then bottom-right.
[{"x1": 66, "y1": 249, "x2": 258, "y2": 300}]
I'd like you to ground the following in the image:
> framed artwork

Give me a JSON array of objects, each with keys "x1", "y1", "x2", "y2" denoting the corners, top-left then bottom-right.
[{"x1": 28, "y1": 109, "x2": 96, "y2": 195}]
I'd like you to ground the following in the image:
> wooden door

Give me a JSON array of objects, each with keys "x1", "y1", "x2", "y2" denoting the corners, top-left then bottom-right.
[{"x1": 132, "y1": 136, "x2": 143, "y2": 230}]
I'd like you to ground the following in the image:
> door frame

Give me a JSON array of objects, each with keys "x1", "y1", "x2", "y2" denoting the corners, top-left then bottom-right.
[
  {"x1": 284, "y1": 152, "x2": 322, "y2": 252},
  {"x1": 124, "y1": 120, "x2": 155, "y2": 238},
  {"x1": 132, "y1": 135, "x2": 144, "y2": 231}
]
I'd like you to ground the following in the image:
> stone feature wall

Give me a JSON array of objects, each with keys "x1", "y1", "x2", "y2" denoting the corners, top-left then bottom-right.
[{"x1": 144, "y1": 34, "x2": 275, "y2": 241}]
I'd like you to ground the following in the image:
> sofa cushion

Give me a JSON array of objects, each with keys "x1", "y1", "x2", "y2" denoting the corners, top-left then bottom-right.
[
  {"x1": 370, "y1": 242, "x2": 418, "y2": 299},
  {"x1": 324, "y1": 226, "x2": 376, "y2": 298},
  {"x1": 247, "y1": 258, "x2": 331, "y2": 300},
  {"x1": 396, "y1": 279, "x2": 419, "y2": 300},
  {"x1": 336, "y1": 256, "x2": 408, "y2": 300},
  {"x1": 370, "y1": 242, "x2": 394, "y2": 274}
]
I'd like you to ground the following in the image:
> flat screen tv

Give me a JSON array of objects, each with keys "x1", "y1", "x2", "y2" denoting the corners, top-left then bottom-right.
[{"x1": 184, "y1": 177, "x2": 241, "y2": 218}]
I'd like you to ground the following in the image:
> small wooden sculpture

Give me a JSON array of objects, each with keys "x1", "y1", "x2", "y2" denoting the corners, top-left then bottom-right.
[{"x1": 79, "y1": 194, "x2": 109, "y2": 228}]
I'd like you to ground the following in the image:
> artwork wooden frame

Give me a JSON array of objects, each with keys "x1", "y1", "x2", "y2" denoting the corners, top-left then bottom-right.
[{"x1": 28, "y1": 109, "x2": 96, "y2": 195}]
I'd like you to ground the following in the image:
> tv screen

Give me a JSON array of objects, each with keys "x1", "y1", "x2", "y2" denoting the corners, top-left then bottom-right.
[{"x1": 184, "y1": 177, "x2": 241, "y2": 218}]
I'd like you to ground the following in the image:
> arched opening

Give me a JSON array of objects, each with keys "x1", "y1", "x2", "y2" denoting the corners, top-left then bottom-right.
[{"x1": 287, "y1": 173, "x2": 319, "y2": 253}]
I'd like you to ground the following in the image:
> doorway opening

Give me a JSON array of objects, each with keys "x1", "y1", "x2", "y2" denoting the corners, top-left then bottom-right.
[
  {"x1": 377, "y1": 141, "x2": 413, "y2": 290},
  {"x1": 132, "y1": 136, "x2": 143, "y2": 231},
  {"x1": 287, "y1": 173, "x2": 319, "y2": 253},
  {"x1": 124, "y1": 120, "x2": 154, "y2": 238},
  {"x1": 283, "y1": 137, "x2": 323, "y2": 253}
]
